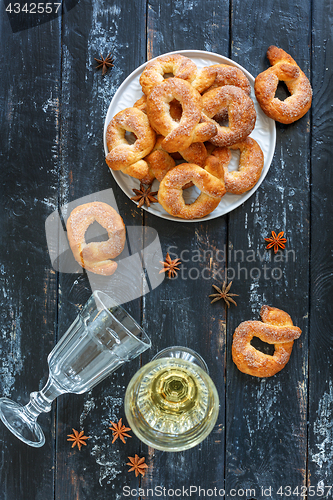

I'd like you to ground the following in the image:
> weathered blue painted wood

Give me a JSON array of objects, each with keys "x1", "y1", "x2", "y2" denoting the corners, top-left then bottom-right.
[
  {"x1": 55, "y1": 0, "x2": 147, "y2": 498},
  {"x1": 226, "y1": 1, "x2": 311, "y2": 497},
  {"x1": 0, "y1": 10, "x2": 61, "y2": 500},
  {"x1": 308, "y1": 0, "x2": 333, "y2": 490},
  {"x1": 140, "y1": 0, "x2": 230, "y2": 494},
  {"x1": 1, "y1": 0, "x2": 331, "y2": 498}
]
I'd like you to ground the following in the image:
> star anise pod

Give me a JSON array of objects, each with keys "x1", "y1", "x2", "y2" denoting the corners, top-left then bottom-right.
[
  {"x1": 209, "y1": 281, "x2": 238, "y2": 307},
  {"x1": 94, "y1": 53, "x2": 115, "y2": 75},
  {"x1": 264, "y1": 230, "x2": 287, "y2": 253},
  {"x1": 159, "y1": 252, "x2": 181, "y2": 278},
  {"x1": 67, "y1": 428, "x2": 90, "y2": 451},
  {"x1": 127, "y1": 454, "x2": 149, "y2": 477},
  {"x1": 109, "y1": 418, "x2": 132, "y2": 444},
  {"x1": 131, "y1": 183, "x2": 158, "y2": 208}
]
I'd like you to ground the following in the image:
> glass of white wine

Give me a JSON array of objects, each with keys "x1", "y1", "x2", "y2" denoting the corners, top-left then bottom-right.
[
  {"x1": 124, "y1": 346, "x2": 219, "y2": 452},
  {"x1": 0, "y1": 291, "x2": 151, "y2": 448}
]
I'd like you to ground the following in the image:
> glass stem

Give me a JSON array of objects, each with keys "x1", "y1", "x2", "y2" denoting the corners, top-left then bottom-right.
[{"x1": 22, "y1": 376, "x2": 66, "y2": 422}]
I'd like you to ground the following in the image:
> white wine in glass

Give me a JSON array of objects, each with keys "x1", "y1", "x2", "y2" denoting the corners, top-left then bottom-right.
[{"x1": 125, "y1": 346, "x2": 219, "y2": 452}]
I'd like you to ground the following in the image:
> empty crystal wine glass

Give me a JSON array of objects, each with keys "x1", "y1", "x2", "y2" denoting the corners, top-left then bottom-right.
[{"x1": 0, "y1": 290, "x2": 151, "y2": 447}]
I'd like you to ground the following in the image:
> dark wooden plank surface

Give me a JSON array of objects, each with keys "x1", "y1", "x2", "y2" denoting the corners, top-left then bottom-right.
[
  {"x1": 308, "y1": 0, "x2": 333, "y2": 490},
  {"x1": 0, "y1": 8, "x2": 61, "y2": 500},
  {"x1": 54, "y1": 0, "x2": 147, "y2": 498},
  {"x1": 0, "y1": 0, "x2": 331, "y2": 499},
  {"x1": 225, "y1": 1, "x2": 311, "y2": 497},
  {"x1": 141, "y1": 0, "x2": 230, "y2": 494}
]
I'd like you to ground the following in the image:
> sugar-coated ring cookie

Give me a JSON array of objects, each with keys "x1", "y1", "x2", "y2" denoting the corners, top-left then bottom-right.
[
  {"x1": 254, "y1": 46, "x2": 312, "y2": 124},
  {"x1": 139, "y1": 54, "x2": 198, "y2": 96},
  {"x1": 158, "y1": 156, "x2": 226, "y2": 219},
  {"x1": 105, "y1": 107, "x2": 156, "y2": 180},
  {"x1": 133, "y1": 93, "x2": 208, "y2": 176},
  {"x1": 192, "y1": 64, "x2": 251, "y2": 95},
  {"x1": 146, "y1": 78, "x2": 217, "y2": 153},
  {"x1": 144, "y1": 136, "x2": 176, "y2": 183},
  {"x1": 144, "y1": 136, "x2": 207, "y2": 187},
  {"x1": 179, "y1": 141, "x2": 207, "y2": 166},
  {"x1": 133, "y1": 95, "x2": 147, "y2": 112},
  {"x1": 134, "y1": 96, "x2": 183, "y2": 122},
  {"x1": 202, "y1": 85, "x2": 256, "y2": 147},
  {"x1": 211, "y1": 137, "x2": 264, "y2": 194},
  {"x1": 67, "y1": 202, "x2": 126, "y2": 276},
  {"x1": 145, "y1": 149, "x2": 176, "y2": 183},
  {"x1": 232, "y1": 305, "x2": 302, "y2": 378},
  {"x1": 191, "y1": 64, "x2": 251, "y2": 125}
]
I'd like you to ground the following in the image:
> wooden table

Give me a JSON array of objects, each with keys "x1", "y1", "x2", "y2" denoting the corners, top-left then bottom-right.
[{"x1": 1, "y1": 0, "x2": 332, "y2": 498}]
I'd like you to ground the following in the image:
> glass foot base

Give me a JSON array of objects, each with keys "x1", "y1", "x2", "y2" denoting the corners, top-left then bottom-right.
[{"x1": 0, "y1": 398, "x2": 45, "y2": 447}]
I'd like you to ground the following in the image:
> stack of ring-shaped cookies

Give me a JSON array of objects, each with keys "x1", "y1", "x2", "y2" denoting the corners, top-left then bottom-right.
[
  {"x1": 144, "y1": 136, "x2": 207, "y2": 183},
  {"x1": 232, "y1": 305, "x2": 302, "y2": 377},
  {"x1": 105, "y1": 52, "x2": 279, "y2": 219}
]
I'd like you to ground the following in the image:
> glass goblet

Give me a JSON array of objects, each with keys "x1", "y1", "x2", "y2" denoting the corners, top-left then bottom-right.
[
  {"x1": 124, "y1": 346, "x2": 219, "y2": 452},
  {"x1": 0, "y1": 290, "x2": 151, "y2": 447}
]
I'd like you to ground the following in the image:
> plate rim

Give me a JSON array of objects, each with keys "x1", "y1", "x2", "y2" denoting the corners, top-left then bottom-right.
[{"x1": 103, "y1": 49, "x2": 276, "y2": 223}]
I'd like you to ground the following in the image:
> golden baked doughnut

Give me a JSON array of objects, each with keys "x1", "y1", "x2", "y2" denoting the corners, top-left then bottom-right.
[
  {"x1": 105, "y1": 107, "x2": 156, "y2": 180},
  {"x1": 134, "y1": 95, "x2": 192, "y2": 161},
  {"x1": 158, "y1": 156, "x2": 226, "y2": 219},
  {"x1": 140, "y1": 54, "x2": 198, "y2": 95},
  {"x1": 145, "y1": 136, "x2": 176, "y2": 182},
  {"x1": 232, "y1": 305, "x2": 302, "y2": 377},
  {"x1": 134, "y1": 96, "x2": 183, "y2": 121},
  {"x1": 211, "y1": 137, "x2": 264, "y2": 194},
  {"x1": 254, "y1": 46, "x2": 312, "y2": 124},
  {"x1": 146, "y1": 78, "x2": 217, "y2": 153},
  {"x1": 202, "y1": 85, "x2": 256, "y2": 147},
  {"x1": 192, "y1": 64, "x2": 251, "y2": 95},
  {"x1": 192, "y1": 64, "x2": 250, "y2": 124},
  {"x1": 67, "y1": 202, "x2": 126, "y2": 276},
  {"x1": 180, "y1": 142, "x2": 207, "y2": 167},
  {"x1": 144, "y1": 136, "x2": 207, "y2": 185},
  {"x1": 133, "y1": 95, "x2": 147, "y2": 112}
]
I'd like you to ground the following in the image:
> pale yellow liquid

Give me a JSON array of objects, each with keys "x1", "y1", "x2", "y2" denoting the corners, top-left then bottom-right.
[
  {"x1": 134, "y1": 360, "x2": 210, "y2": 435},
  {"x1": 125, "y1": 357, "x2": 219, "y2": 451}
]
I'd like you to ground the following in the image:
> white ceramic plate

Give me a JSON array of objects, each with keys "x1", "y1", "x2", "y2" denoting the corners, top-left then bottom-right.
[{"x1": 103, "y1": 50, "x2": 276, "y2": 222}]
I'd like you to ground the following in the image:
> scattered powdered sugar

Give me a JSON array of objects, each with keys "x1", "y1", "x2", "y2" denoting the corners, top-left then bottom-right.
[
  {"x1": 249, "y1": 280, "x2": 264, "y2": 316},
  {"x1": 86, "y1": 0, "x2": 127, "y2": 121},
  {"x1": 90, "y1": 444, "x2": 122, "y2": 486},
  {"x1": 101, "y1": 395, "x2": 124, "y2": 420},
  {"x1": 0, "y1": 294, "x2": 24, "y2": 397},
  {"x1": 311, "y1": 380, "x2": 333, "y2": 480},
  {"x1": 42, "y1": 92, "x2": 59, "y2": 116},
  {"x1": 245, "y1": 380, "x2": 283, "y2": 441},
  {"x1": 79, "y1": 396, "x2": 96, "y2": 428},
  {"x1": 79, "y1": 392, "x2": 125, "y2": 486}
]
